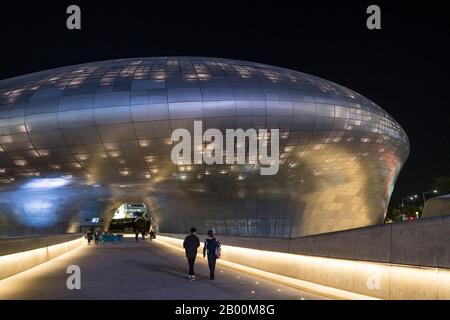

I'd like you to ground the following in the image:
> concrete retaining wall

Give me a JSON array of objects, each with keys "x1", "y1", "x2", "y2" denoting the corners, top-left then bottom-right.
[
  {"x1": 0, "y1": 234, "x2": 83, "y2": 256},
  {"x1": 422, "y1": 195, "x2": 450, "y2": 218},
  {"x1": 0, "y1": 234, "x2": 84, "y2": 280}
]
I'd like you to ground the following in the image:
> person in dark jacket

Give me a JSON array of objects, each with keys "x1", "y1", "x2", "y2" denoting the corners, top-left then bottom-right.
[
  {"x1": 86, "y1": 230, "x2": 93, "y2": 245},
  {"x1": 183, "y1": 227, "x2": 200, "y2": 281},
  {"x1": 94, "y1": 231, "x2": 100, "y2": 245},
  {"x1": 203, "y1": 230, "x2": 220, "y2": 280},
  {"x1": 134, "y1": 215, "x2": 147, "y2": 241}
]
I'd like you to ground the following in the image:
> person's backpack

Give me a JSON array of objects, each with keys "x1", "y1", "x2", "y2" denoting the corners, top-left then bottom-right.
[{"x1": 215, "y1": 240, "x2": 221, "y2": 259}]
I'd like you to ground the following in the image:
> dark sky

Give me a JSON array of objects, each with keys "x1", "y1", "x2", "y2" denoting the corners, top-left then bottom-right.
[{"x1": 0, "y1": 1, "x2": 448, "y2": 204}]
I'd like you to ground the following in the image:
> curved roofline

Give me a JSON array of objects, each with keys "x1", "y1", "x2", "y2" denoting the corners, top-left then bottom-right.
[{"x1": 0, "y1": 56, "x2": 409, "y2": 147}]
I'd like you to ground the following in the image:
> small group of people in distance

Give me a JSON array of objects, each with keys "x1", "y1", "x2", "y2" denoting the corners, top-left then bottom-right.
[
  {"x1": 134, "y1": 214, "x2": 156, "y2": 241},
  {"x1": 84, "y1": 214, "x2": 155, "y2": 246},
  {"x1": 85, "y1": 230, "x2": 101, "y2": 245},
  {"x1": 183, "y1": 227, "x2": 221, "y2": 281}
]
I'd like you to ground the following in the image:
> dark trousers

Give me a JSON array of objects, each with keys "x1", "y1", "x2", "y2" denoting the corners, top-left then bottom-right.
[
  {"x1": 207, "y1": 255, "x2": 217, "y2": 279},
  {"x1": 135, "y1": 231, "x2": 145, "y2": 241},
  {"x1": 187, "y1": 257, "x2": 196, "y2": 275}
]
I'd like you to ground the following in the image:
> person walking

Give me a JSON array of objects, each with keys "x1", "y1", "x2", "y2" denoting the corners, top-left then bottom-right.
[
  {"x1": 86, "y1": 230, "x2": 93, "y2": 245},
  {"x1": 149, "y1": 228, "x2": 156, "y2": 242},
  {"x1": 94, "y1": 231, "x2": 100, "y2": 245},
  {"x1": 203, "y1": 230, "x2": 221, "y2": 280},
  {"x1": 183, "y1": 227, "x2": 200, "y2": 281},
  {"x1": 134, "y1": 215, "x2": 147, "y2": 241}
]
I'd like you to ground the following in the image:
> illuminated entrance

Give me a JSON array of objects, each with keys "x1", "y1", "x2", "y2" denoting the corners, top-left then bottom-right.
[{"x1": 109, "y1": 203, "x2": 152, "y2": 233}]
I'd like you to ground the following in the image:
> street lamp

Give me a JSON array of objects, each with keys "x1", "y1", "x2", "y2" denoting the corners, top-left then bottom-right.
[
  {"x1": 400, "y1": 194, "x2": 419, "y2": 219},
  {"x1": 402, "y1": 195, "x2": 418, "y2": 206},
  {"x1": 422, "y1": 189, "x2": 438, "y2": 206}
]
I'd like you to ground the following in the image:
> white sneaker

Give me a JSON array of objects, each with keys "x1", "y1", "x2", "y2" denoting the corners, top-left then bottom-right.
[{"x1": 189, "y1": 275, "x2": 196, "y2": 281}]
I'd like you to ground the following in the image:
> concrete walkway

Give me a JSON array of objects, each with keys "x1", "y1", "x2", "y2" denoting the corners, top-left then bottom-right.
[{"x1": 0, "y1": 238, "x2": 327, "y2": 300}]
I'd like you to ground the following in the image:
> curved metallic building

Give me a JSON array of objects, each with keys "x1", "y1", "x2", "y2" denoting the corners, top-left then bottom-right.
[{"x1": 0, "y1": 57, "x2": 409, "y2": 238}]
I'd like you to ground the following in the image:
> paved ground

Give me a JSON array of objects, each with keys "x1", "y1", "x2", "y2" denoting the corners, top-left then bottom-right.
[{"x1": 0, "y1": 238, "x2": 327, "y2": 300}]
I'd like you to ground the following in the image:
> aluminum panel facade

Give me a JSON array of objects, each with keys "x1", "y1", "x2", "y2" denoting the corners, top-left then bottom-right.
[{"x1": 0, "y1": 57, "x2": 409, "y2": 238}]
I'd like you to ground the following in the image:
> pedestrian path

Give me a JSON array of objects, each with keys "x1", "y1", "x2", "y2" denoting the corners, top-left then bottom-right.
[{"x1": 0, "y1": 238, "x2": 327, "y2": 300}]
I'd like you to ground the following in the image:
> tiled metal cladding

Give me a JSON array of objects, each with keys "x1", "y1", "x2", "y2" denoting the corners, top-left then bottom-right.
[{"x1": 0, "y1": 57, "x2": 409, "y2": 238}]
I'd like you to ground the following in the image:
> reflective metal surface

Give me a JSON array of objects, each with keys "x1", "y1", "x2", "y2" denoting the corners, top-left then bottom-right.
[{"x1": 0, "y1": 57, "x2": 409, "y2": 238}]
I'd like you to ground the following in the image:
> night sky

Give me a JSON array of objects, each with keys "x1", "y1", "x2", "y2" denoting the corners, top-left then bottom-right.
[{"x1": 0, "y1": 1, "x2": 448, "y2": 204}]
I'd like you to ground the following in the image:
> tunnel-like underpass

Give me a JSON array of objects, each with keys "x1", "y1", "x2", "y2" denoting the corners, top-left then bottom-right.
[{"x1": 0, "y1": 237, "x2": 327, "y2": 300}]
